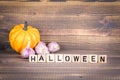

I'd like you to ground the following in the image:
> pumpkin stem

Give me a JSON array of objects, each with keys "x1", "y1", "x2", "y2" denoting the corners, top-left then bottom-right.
[{"x1": 23, "y1": 21, "x2": 28, "y2": 30}]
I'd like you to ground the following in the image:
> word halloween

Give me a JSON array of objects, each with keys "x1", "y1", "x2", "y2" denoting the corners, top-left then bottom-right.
[{"x1": 29, "y1": 54, "x2": 107, "y2": 63}]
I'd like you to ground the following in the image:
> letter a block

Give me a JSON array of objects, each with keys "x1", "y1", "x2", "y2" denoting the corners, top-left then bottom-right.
[{"x1": 38, "y1": 54, "x2": 46, "y2": 62}]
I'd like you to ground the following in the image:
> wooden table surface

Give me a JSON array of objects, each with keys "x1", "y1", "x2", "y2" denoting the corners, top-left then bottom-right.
[
  {"x1": 0, "y1": 1, "x2": 120, "y2": 80},
  {"x1": 0, "y1": 49, "x2": 120, "y2": 80}
]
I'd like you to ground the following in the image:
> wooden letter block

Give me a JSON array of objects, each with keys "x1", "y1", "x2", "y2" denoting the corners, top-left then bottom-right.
[
  {"x1": 38, "y1": 54, "x2": 46, "y2": 62},
  {"x1": 29, "y1": 55, "x2": 37, "y2": 62},
  {"x1": 55, "y1": 54, "x2": 63, "y2": 63},
  {"x1": 47, "y1": 54, "x2": 55, "y2": 62},
  {"x1": 89, "y1": 54, "x2": 98, "y2": 63},
  {"x1": 72, "y1": 54, "x2": 80, "y2": 63},
  {"x1": 98, "y1": 55, "x2": 107, "y2": 63},
  {"x1": 64, "y1": 54, "x2": 71, "y2": 63},
  {"x1": 81, "y1": 55, "x2": 89, "y2": 63}
]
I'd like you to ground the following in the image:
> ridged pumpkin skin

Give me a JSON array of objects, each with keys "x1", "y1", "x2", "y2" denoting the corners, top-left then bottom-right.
[{"x1": 9, "y1": 23, "x2": 40, "y2": 54}]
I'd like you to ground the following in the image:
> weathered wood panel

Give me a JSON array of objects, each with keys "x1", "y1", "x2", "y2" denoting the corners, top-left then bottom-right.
[
  {"x1": 0, "y1": 2, "x2": 120, "y2": 31},
  {"x1": 39, "y1": 29, "x2": 120, "y2": 36},
  {"x1": 69, "y1": 0, "x2": 120, "y2": 1},
  {"x1": 55, "y1": 42, "x2": 120, "y2": 50},
  {"x1": 0, "y1": 1, "x2": 120, "y2": 80},
  {"x1": 1, "y1": 28, "x2": 120, "y2": 36},
  {"x1": 0, "y1": 50, "x2": 120, "y2": 80},
  {"x1": 0, "y1": 1, "x2": 120, "y2": 50},
  {"x1": 41, "y1": 35, "x2": 120, "y2": 43},
  {"x1": 0, "y1": 2, "x2": 120, "y2": 15},
  {"x1": 0, "y1": 14, "x2": 120, "y2": 29},
  {"x1": 0, "y1": 0, "x2": 120, "y2": 2}
]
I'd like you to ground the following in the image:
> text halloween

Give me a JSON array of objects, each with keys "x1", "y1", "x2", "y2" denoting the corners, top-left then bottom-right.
[{"x1": 29, "y1": 54, "x2": 107, "y2": 63}]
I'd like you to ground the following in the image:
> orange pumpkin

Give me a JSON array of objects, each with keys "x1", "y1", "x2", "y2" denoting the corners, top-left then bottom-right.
[{"x1": 9, "y1": 21, "x2": 40, "y2": 53}]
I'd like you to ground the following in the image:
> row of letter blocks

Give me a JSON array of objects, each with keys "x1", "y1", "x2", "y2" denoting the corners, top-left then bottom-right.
[{"x1": 29, "y1": 54, "x2": 107, "y2": 63}]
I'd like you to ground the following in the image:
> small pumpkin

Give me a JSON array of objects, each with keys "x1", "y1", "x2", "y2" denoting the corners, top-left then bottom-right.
[
  {"x1": 9, "y1": 21, "x2": 40, "y2": 54},
  {"x1": 21, "y1": 41, "x2": 35, "y2": 59},
  {"x1": 48, "y1": 42, "x2": 60, "y2": 53},
  {"x1": 35, "y1": 41, "x2": 50, "y2": 54}
]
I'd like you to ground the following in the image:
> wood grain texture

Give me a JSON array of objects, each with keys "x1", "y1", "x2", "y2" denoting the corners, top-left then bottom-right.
[
  {"x1": 41, "y1": 35, "x2": 120, "y2": 43},
  {"x1": 0, "y1": 50, "x2": 120, "y2": 80},
  {"x1": 40, "y1": 29, "x2": 120, "y2": 36},
  {"x1": 0, "y1": 1, "x2": 120, "y2": 50},
  {"x1": 0, "y1": 2, "x2": 120, "y2": 31},
  {"x1": 47, "y1": 42, "x2": 120, "y2": 50},
  {"x1": 0, "y1": 2, "x2": 120, "y2": 15},
  {"x1": 0, "y1": 0, "x2": 120, "y2": 2},
  {"x1": 0, "y1": 14, "x2": 120, "y2": 29},
  {"x1": 1, "y1": 28, "x2": 120, "y2": 36},
  {"x1": 0, "y1": 1, "x2": 120, "y2": 80}
]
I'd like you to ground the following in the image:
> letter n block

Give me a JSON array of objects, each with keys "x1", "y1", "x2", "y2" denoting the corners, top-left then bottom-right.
[{"x1": 98, "y1": 55, "x2": 107, "y2": 63}]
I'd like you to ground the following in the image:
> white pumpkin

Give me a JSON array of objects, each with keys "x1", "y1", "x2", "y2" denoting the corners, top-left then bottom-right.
[
  {"x1": 48, "y1": 42, "x2": 60, "y2": 53},
  {"x1": 35, "y1": 41, "x2": 50, "y2": 54},
  {"x1": 21, "y1": 41, "x2": 35, "y2": 59}
]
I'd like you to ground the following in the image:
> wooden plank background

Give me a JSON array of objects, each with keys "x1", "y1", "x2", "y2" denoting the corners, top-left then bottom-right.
[
  {"x1": 0, "y1": 0, "x2": 120, "y2": 80},
  {"x1": 0, "y1": 1, "x2": 120, "y2": 50},
  {"x1": 0, "y1": 0, "x2": 120, "y2": 2}
]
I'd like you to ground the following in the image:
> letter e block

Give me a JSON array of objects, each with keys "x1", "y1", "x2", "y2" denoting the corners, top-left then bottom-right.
[
  {"x1": 89, "y1": 54, "x2": 98, "y2": 63},
  {"x1": 81, "y1": 55, "x2": 89, "y2": 63}
]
